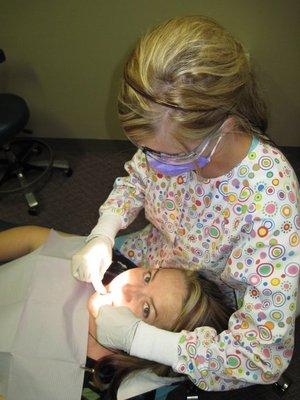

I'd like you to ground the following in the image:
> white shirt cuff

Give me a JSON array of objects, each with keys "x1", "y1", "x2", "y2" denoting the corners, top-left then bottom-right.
[{"x1": 130, "y1": 321, "x2": 180, "y2": 367}]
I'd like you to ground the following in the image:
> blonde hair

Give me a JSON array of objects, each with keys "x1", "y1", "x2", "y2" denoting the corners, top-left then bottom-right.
[
  {"x1": 93, "y1": 269, "x2": 233, "y2": 398},
  {"x1": 118, "y1": 15, "x2": 269, "y2": 145}
]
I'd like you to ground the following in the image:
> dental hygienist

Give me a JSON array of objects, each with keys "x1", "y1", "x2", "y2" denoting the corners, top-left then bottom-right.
[{"x1": 72, "y1": 16, "x2": 300, "y2": 391}]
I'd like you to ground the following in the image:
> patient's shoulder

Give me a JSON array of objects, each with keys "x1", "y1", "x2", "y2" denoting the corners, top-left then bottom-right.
[{"x1": 26, "y1": 226, "x2": 52, "y2": 251}]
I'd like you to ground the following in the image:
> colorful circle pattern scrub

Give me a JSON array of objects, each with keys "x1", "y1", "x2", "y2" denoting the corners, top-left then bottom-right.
[{"x1": 99, "y1": 135, "x2": 300, "y2": 390}]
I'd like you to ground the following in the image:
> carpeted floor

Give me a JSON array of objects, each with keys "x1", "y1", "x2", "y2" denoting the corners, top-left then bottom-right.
[
  {"x1": 0, "y1": 138, "x2": 147, "y2": 235},
  {"x1": 0, "y1": 138, "x2": 299, "y2": 400}
]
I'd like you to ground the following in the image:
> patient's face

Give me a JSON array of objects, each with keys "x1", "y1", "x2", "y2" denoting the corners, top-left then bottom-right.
[{"x1": 88, "y1": 267, "x2": 187, "y2": 330}]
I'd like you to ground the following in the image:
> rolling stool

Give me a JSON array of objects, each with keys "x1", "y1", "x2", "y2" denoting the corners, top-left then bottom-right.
[{"x1": 0, "y1": 93, "x2": 72, "y2": 215}]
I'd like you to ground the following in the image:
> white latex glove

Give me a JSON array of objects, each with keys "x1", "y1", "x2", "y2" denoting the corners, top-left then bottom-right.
[
  {"x1": 72, "y1": 213, "x2": 122, "y2": 293},
  {"x1": 96, "y1": 305, "x2": 141, "y2": 353},
  {"x1": 87, "y1": 292, "x2": 114, "y2": 318},
  {"x1": 95, "y1": 305, "x2": 180, "y2": 366},
  {"x1": 72, "y1": 235, "x2": 113, "y2": 293}
]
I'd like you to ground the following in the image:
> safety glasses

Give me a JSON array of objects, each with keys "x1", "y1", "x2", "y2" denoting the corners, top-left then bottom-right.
[{"x1": 135, "y1": 122, "x2": 224, "y2": 166}]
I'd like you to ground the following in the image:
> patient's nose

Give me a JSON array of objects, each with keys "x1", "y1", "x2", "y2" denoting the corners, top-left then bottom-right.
[{"x1": 122, "y1": 283, "x2": 144, "y2": 302}]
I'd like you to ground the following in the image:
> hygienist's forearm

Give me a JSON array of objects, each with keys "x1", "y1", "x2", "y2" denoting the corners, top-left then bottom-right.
[{"x1": 0, "y1": 226, "x2": 50, "y2": 261}]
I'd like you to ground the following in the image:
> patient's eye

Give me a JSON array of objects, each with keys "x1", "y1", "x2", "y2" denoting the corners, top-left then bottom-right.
[
  {"x1": 143, "y1": 302, "x2": 150, "y2": 318},
  {"x1": 144, "y1": 271, "x2": 151, "y2": 284}
]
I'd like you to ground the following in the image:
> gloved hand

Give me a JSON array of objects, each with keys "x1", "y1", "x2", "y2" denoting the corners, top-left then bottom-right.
[
  {"x1": 95, "y1": 304, "x2": 180, "y2": 366},
  {"x1": 95, "y1": 305, "x2": 141, "y2": 353},
  {"x1": 72, "y1": 213, "x2": 122, "y2": 292},
  {"x1": 72, "y1": 235, "x2": 113, "y2": 293},
  {"x1": 87, "y1": 292, "x2": 113, "y2": 318}
]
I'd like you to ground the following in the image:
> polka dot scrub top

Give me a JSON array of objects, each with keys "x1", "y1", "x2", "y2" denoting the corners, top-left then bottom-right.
[{"x1": 98, "y1": 135, "x2": 300, "y2": 390}]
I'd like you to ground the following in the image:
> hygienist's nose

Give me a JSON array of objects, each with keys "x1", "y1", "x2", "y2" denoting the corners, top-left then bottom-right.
[{"x1": 122, "y1": 283, "x2": 144, "y2": 302}]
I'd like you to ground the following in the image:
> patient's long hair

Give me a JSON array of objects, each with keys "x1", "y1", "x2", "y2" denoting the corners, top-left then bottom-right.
[{"x1": 93, "y1": 269, "x2": 234, "y2": 399}]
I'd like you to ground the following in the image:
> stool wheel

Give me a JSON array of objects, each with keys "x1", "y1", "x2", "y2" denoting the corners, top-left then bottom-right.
[
  {"x1": 28, "y1": 206, "x2": 38, "y2": 216},
  {"x1": 64, "y1": 168, "x2": 73, "y2": 177}
]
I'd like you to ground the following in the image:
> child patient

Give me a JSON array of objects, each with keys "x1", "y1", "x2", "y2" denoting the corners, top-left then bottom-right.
[{"x1": 0, "y1": 226, "x2": 233, "y2": 400}]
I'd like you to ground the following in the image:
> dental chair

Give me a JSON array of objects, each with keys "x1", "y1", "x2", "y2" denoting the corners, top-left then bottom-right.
[
  {"x1": 0, "y1": 219, "x2": 294, "y2": 399},
  {"x1": 0, "y1": 49, "x2": 72, "y2": 214},
  {"x1": 126, "y1": 372, "x2": 292, "y2": 400}
]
